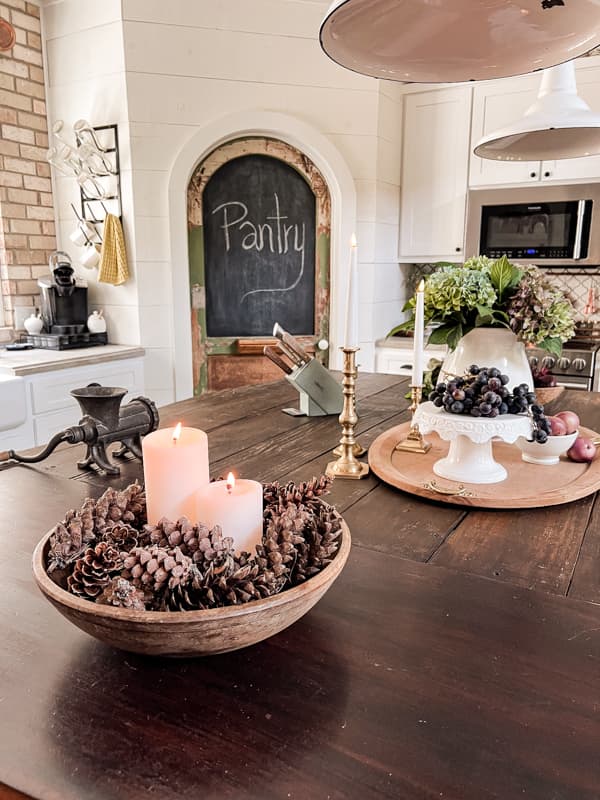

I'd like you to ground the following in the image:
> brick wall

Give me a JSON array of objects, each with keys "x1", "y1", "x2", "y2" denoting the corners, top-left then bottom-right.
[{"x1": 0, "y1": 0, "x2": 55, "y2": 331}]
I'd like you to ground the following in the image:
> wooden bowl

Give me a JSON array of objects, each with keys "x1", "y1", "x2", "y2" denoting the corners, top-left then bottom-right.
[
  {"x1": 534, "y1": 385, "x2": 565, "y2": 406},
  {"x1": 32, "y1": 516, "x2": 351, "y2": 657}
]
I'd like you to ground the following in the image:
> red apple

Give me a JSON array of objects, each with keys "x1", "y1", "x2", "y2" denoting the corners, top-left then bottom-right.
[
  {"x1": 547, "y1": 416, "x2": 568, "y2": 436},
  {"x1": 567, "y1": 437, "x2": 597, "y2": 463},
  {"x1": 555, "y1": 410, "x2": 580, "y2": 435}
]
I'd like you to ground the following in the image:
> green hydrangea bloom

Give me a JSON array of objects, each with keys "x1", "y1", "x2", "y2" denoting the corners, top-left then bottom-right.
[{"x1": 424, "y1": 266, "x2": 497, "y2": 320}]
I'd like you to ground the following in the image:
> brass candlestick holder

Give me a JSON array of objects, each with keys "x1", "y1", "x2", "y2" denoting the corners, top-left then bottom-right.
[
  {"x1": 395, "y1": 385, "x2": 431, "y2": 454},
  {"x1": 326, "y1": 347, "x2": 369, "y2": 480}
]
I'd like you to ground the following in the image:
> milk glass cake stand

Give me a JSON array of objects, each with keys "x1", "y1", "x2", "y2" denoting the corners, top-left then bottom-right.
[{"x1": 413, "y1": 402, "x2": 533, "y2": 484}]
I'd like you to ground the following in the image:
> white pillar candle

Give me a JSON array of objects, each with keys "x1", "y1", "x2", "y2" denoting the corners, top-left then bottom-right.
[
  {"x1": 142, "y1": 423, "x2": 209, "y2": 525},
  {"x1": 411, "y1": 279, "x2": 425, "y2": 387},
  {"x1": 196, "y1": 473, "x2": 263, "y2": 555},
  {"x1": 344, "y1": 233, "x2": 359, "y2": 349}
]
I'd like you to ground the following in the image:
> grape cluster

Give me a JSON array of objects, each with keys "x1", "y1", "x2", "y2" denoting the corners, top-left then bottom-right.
[
  {"x1": 428, "y1": 364, "x2": 539, "y2": 420},
  {"x1": 529, "y1": 404, "x2": 551, "y2": 443}
]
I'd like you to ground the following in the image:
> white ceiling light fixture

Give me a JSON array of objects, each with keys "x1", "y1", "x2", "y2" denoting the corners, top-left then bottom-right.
[
  {"x1": 320, "y1": 0, "x2": 600, "y2": 84},
  {"x1": 474, "y1": 61, "x2": 600, "y2": 161}
]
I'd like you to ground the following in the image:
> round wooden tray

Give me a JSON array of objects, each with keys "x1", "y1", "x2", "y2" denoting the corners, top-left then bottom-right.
[{"x1": 368, "y1": 422, "x2": 600, "y2": 509}]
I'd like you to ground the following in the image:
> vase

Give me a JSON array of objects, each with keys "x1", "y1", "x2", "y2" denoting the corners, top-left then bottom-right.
[{"x1": 440, "y1": 328, "x2": 533, "y2": 391}]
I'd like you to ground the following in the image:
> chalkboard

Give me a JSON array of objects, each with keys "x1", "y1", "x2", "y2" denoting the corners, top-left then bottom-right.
[{"x1": 202, "y1": 154, "x2": 316, "y2": 337}]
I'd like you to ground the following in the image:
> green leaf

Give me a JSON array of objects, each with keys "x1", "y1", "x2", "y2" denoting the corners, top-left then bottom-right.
[
  {"x1": 489, "y1": 256, "x2": 514, "y2": 298},
  {"x1": 428, "y1": 323, "x2": 463, "y2": 348},
  {"x1": 475, "y1": 305, "x2": 495, "y2": 325},
  {"x1": 388, "y1": 319, "x2": 415, "y2": 337},
  {"x1": 446, "y1": 324, "x2": 464, "y2": 350},
  {"x1": 539, "y1": 337, "x2": 563, "y2": 357},
  {"x1": 402, "y1": 298, "x2": 415, "y2": 313}
]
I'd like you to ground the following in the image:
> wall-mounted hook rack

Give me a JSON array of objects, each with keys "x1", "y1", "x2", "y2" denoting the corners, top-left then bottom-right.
[{"x1": 76, "y1": 123, "x2": 121, "y2": 226}]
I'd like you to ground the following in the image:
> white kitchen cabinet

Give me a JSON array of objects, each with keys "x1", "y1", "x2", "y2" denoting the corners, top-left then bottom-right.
[
  {"x1": 0, "y1": 348, "x2": 145, "y2": 451},
  {"x1": 375, "y1": 337, "x2": 448, "y2": 377},
  {"x1": 399, "y1": 86, "x2": 473, "y2": 262},
  {"x1": 470, "y1": 63, "x2": 600, "y2": 187}
]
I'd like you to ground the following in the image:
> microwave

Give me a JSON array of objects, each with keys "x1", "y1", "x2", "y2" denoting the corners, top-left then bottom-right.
[{"x1": 465, "y1": 184, "x2": 600, "y2": 267}]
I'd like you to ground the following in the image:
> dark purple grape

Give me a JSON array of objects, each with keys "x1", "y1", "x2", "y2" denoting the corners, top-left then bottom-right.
[
  {"x1": 530, "y1": 404, "x2": 544, "y2": 417},
  {"x1": 487, "y1": 377, "x2": 502, "y2": 392},
  {"x1": 464, "y1": 388, "x2": 475, "y2": 399},
  {"x1": 499, "y1": 402, "x2": 509, "y2": 415},
  {"x1": 455, "y1": 377, "x2": 465, "y2": 388},
  {"x1": 500, "y1": 374, "x2": 510, "y2": 385},
  {"x1": 479, "y1": 402, "x2": 492, "y2": 415},
  {"x1": 469, "y1": 364, "x2": 480, "y2": 374},
  {"x1": 446, "y1": 381, "x2": 457, "y2": 393},
  {"x1": 435, "y1": 383, "x2": 446, "y2": 394},
  {"x1": 526, "y1": 393, "x2": 536, "y2": 404},
  {"x1": 484, "y1": 391, "x2": 499, "y2": 404},
  {"x1": 464, "y1": 399, "x2": 474, "y2": 410},
  {"x1": 488, "y1": 368, "x2": 501, "y2": 378},
  {"x1": 451, "y1": 400, "x2": 464, "y2": 414},
  {"x1": 535, "y1": 430, "x2": 548, "y2": 444},
  {"x1": 433, "y1": 396, "x2": 444, "y2": 408},
  {"x1": 470, "y1": 407, "x2": 481, "y2": 417},
  {"x1": 428, "y1": 391, "x2": 438, "y2": 402},
  {"x1": 453, "y1": 389, "x2": 466, "y2": 401},
  {"x1": 489, "y1": 408, "x2": 499, "y2": 417}
]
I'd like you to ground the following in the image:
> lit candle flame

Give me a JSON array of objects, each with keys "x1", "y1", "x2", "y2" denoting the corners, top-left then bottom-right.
[
  {"x1": 172, "y1": 422, "x2": 182, "y2": 444},
  {"x1": 226, "y1": 472, "x2": 235, "y2": 494},
  {"x1": 417, "y1": 279, "x2": 425, "y2": 293},
  {"x1": 350, "y1": 233, "x2": 357, "y2": 248}
]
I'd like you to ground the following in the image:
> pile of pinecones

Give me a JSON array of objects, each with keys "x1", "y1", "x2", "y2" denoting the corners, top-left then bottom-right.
[{"x1": 45, "y1": 476, "x2": 343, "y2": 612}]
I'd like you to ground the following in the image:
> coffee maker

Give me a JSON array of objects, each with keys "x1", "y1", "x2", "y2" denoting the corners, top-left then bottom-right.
[{"x1": 31, "y1": 251, "x2": 106, "y2": 349}]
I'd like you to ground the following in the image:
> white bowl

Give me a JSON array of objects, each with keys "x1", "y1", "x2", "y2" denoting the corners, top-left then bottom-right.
[{"x1": 516, "y1": 431, "x2": 578, "y2": 466}]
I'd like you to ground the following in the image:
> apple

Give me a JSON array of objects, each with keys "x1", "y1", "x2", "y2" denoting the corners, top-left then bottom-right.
[
  {"x1": 547, "y1": 416, "x2": 568, "y2": 436},
  {"x1": 567, "y1": 437, "x2": 597, "y2": 463},
  {"x1": 555, "y1": 410, "x2": 580, "y2": 435}
]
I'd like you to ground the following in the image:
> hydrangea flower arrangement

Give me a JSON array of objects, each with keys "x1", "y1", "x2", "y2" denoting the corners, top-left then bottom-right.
[{"x1": 391, "y1": 256, "x2": 575, "y2": 355}]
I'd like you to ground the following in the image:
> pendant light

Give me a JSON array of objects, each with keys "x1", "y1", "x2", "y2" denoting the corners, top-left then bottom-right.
[
  {"x1": 474, "y1": 61, "x2": 600, "y2": 161},
  {"x1": 320, "y1": 0, "x2": 600, "y2": 84}
]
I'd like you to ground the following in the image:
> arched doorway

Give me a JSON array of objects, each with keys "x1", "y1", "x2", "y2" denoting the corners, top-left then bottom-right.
[{"x1": 187, "y1": 137, "x2": 331, "y2": 395}]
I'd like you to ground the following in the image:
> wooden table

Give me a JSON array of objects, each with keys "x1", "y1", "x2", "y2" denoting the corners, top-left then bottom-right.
[{"x1": 1, "y1": 375, "x2": 599, "y2": 800}]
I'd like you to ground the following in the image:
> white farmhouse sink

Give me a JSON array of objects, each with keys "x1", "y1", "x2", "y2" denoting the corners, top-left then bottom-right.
[{"x1": 0, "y1": 374, "x2": 26, "y2": 431}]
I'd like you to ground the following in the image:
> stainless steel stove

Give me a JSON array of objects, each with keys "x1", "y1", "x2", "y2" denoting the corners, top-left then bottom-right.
[{"x1": 527, "y1": 330, "x2": 600, "y2": 391}]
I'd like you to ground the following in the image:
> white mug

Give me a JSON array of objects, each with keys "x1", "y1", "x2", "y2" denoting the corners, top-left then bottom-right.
[
  {"x1": 69, "y1": 220, "x2": 98, "y2": 247},
  {"x1": 81, "y1": 244, "x2": 101, "y2": 269}
]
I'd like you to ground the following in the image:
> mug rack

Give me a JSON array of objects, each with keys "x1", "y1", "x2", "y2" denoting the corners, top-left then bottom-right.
[{"x1": 76, "y1": 123, "x2": 122, "y2": 226}]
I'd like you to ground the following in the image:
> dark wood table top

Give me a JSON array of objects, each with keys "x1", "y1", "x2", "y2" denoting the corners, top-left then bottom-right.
[{"x1": 1, "y1": 375, "x2": 600, "y2": 800}]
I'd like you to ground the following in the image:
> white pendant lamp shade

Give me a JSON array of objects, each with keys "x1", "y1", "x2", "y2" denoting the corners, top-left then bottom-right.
[
  {"x1": 320, "y1": 0, "x2": 600, "y2": 84},
  {"x1": 474, "y1": 61, "x2": 600, "y2": 161}
]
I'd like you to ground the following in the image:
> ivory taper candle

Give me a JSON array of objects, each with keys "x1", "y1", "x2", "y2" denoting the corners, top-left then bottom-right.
[
  {"x1": 196, "y1": 472, "x2": 263, "y2": 555},
  {"x1": 344, "y1": 233, "x2": 359, "y2": 349},
  {"x1": 411, "y1": 279, "x2": 425, "y2": 387},
  {"x1": 142, "y1": 423, "x2": 209, "y2": 524}
]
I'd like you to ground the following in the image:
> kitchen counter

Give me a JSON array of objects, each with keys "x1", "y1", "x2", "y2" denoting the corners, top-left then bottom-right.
[{"x1": 0, "y1": 344, "x2": 145, "y2": 377}]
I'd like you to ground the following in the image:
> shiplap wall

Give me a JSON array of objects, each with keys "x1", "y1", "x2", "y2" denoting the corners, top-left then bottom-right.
[{"x1": 42, "y1": 0, "x2": 406, "y2": 403}]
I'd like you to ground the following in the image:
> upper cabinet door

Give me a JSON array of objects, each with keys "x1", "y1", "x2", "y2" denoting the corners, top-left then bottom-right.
[
  {"x1": 469, "y1": 74, "x2": 541, "y2": 187},
  {"x1": 399, "y1": 86, "x2": 472, "y2": 261}
]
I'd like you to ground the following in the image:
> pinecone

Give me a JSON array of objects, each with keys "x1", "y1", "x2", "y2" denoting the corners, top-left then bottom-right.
[
  {"x1": 140, "y1": 517, "x2": 215, "y2": 564},
  {"x1": 293, "y1": 502, "x2": 342, "y2": 584},
  {"x1": 67, "y1": 542, "x2": 123, "y2": 600},
  {"x1": 259, "y1": 502, "x2": 310, "y2": 580},
  {"x1": 98, "y1": 577, "x2": 146, "y2": 610},
  {"x1": 102, "y1": 522, "x2": 139, "y2": 553},
  {"x1": 167, "y1": 550, "x2": 281, "y2": 611},
  {"x1": 263, "y1": 476, "x2": 332, "y2": 516},
  {"x1": 47, "y1": 504, "x2": 96, "y2": 574},
  {"x1": 121, "y1": 545, "x2": 192, "y2": 595},
  {"x1": 92, "y1": 483, "x2": 146, "y2": 536}
]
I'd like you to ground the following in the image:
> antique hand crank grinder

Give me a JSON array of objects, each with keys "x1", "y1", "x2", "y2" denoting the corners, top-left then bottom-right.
[{"x1": 0, "y1": 384, "x2": 159, "y2": 475}]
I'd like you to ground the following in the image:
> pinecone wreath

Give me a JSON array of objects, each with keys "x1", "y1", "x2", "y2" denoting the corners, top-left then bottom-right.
[{"x1": 48, "y1": 476, "x2": 343, "y2": 613}]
